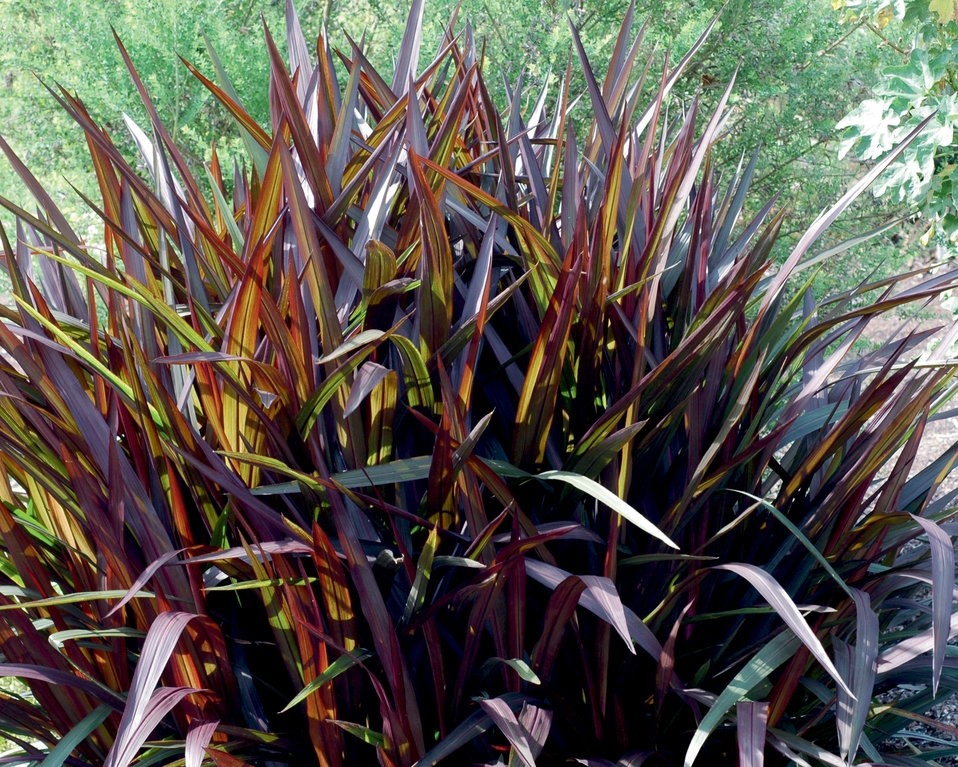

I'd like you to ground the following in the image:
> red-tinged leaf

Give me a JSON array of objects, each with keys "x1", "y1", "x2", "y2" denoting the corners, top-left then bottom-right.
[
  {"x1": 425, "y1": 361, "x2": 459, "y2": 527},
  {"x1": 263, "y1": 24, "x2": 333, "y2": 211},
  {"x1": 185, "y1": 720, "x2": 219, "y2": 767},
  {"x1": 424, "y1": 66, "x2": 477, "y2": 173},
  {"x1": 408, "y1": 151, "x2": 453, "y2": 360},
  {"x1": 531, "y1": 575, "x2": 587, "y2": 681},
  {"x1": 512, "y1": 249, "x2": 579, "y2": 466},
  {"x1": 656, "y1": 602, "x2": 692, "y2": 715},
  {"x1": 206, "y1": 747, "x2": 255, "y2": 767},
  {"x1": 579, "y1": 278, "x2": 747, "y2": 452},
  {"x1": 567, "y1": 19, "x2": 616, "y2": 157},
  {"x1": 316, "y1": 460, "x2": 425, "y2": 759},
  {"x1": 652, "y1": 79, "x2": 736, "y2": 283},
  {"x1": 180, "y1": 52, "x2": 271, "y2": 169},
  {"x1": 713, "y1": 564, "x2": 853, "y2": 698},
  {"x1": 525, "y1": 560, "x2": 634, "y2": 654},
  {"x1": 411, "y1": 154, "x2": 559, "y2": 280},
  {"x1": 479, "y1": 696, "x2": 537, "y2": 767},
  {"x1": 602, "y1": 1, "x2": 643, "y2": 104},
  {"x1": 737, "y1": 701, "x2": 769, "y2": 767}
]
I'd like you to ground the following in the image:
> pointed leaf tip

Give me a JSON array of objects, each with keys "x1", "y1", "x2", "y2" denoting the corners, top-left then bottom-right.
[{"x1": 537, "y1": 471, "x2": 679, "y2": 549}]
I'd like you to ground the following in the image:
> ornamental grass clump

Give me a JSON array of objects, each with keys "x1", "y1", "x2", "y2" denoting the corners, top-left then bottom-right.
[{"x1": 1, "y1": 1, "x2": 958, "y2": 765}]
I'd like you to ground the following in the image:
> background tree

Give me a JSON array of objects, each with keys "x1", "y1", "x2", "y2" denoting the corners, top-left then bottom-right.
[
  {"x1": 325, "y1": 0, "x2": 912, "y2": 281},
  {"x1": 0, "y1": 0, "x2": 907, "y2": 283},
  {"x1": 0, "y1": 0, "x2": 285, "y2": 221},
  {"x1": 834, "y1": 0, "x2": 958, "y2": 247}
]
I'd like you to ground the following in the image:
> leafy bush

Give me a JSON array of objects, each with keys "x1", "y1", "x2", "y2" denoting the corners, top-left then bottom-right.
[{"x1": 1, "y1": 2, "x2": 958, "y2": 765}]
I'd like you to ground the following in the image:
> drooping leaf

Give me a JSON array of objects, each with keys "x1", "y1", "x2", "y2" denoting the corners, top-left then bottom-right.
[{"x1": 712, "y1": 564, "x2": 853, "y2": 698}]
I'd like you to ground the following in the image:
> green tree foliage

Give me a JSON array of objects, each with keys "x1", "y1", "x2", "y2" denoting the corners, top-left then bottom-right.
[
  {"x1": 324, "y1": 0, "x2": 892, "y2": 246},
  {"x1": 835, "y1": 0, "x2": 958, "y2": 243},
  {"x1": 0, "y1": 0, "x2": 285, "y2": 217},
  {"x1": 0, "y1": 0, "x2": 896, "y2": 260}
]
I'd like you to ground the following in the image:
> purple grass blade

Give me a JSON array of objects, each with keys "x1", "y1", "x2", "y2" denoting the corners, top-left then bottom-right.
[
  {"x1": 390, "y1": 0, "x2": 425, "y2": 96},
  {"x1": 285, "y1": 0, "x2": 314, "y2": 104},
  {"x1": 479, "y1": 697, "x2": 537, "y2": 767},
  {"x1": 405, "y1": 79, "x2": 429, "y2": 157},
  {"x1": 836, "y1": 589, "x2": 878, "y2": 763},
  {"x1": 105, "y1": 550, "x2": 185, "y2": 618},
  {"x1": 179, "y1": 540, "x2": 312, "y2": 565},
  {"x1": 105, "y1": 686, "x2": 202, "y2": 767},
  {"x1": 103, "y1": 612, "x2": 197, "y2": 767},
  {"x1": 343, "y1": 362, "x2": 392, "y2": 418},
  {"x1": 567, "y1": 20, "x2": 615, "y2": 156},
  {"x1": 326, "y1": 52, "x2": 361, "y2": 195},
  {"x1": 416, "y1": 693, "x2": 525, "y2": 766},
  {"x1": 185, "y1": 720, "x2": 219, "y2": 767},
  {"x1": 0, "y1": 664, "x2": 123, "y2": 706},
  {"x1": 525, "y1": 560, "x2": 634, "y2": 654},
  {"x1": 518, "y1": 703, "x2": 552, "y2": 760},
  {"x1": 713, "y1": 564, "x2": 853, "y2": 697},
  {"x1": 737, "y1": 701, "x2": 769, "y2": 767},
  {"x1": 877, "y1": 610, "x2": 958, "y2": 676},
  {"x1": 909, "y1": 514, "x2": 954, "y2": 697},
  {"x1": 633, "y1": 11, "x2": 722, "y2": 139}
]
